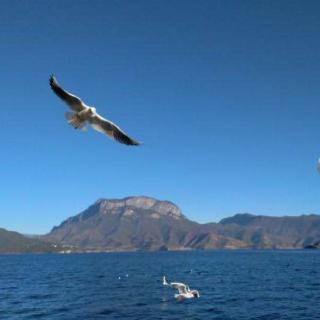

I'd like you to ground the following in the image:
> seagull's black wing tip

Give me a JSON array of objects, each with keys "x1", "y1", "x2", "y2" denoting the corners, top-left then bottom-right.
[
  {"x1": 132, "y1": 140, "x2": 142, "y2": 146},
  {"x1": 118, "y1": 136, "x2": 142, "y2": 146},
  {"x1": 49, "y1": 74, "x2": 56, "y2": 85},
  {"x1": 112, "y1": 127, "x2": 142, "y2": 146},
  {"x1": 121, "y1": 135, "x2": 142, "y2": 146}
]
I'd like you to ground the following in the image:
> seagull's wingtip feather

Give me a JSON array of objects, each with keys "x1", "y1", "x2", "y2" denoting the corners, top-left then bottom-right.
[
  {"x1": 131, "y1": 140, "x2": 143, "y2": 146},
  {"x1": 49, "y1": 74, "x2": 57, "y2": 84}
]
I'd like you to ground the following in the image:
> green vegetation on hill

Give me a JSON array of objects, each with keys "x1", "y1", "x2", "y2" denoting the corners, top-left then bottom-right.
[{"x1": 0, "y1": 228, "x2": 61, "y2": 253}]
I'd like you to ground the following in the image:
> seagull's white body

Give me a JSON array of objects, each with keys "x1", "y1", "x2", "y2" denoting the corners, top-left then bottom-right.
[
  {"x1": 163, "y1": 276, "x2": 200, "y2": 301},
  {"x1": 49, "y1": 75, "x2": 141, "y2": 146}
]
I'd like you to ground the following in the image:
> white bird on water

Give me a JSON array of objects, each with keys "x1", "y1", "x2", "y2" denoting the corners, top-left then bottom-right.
[
  {"x1": 163, "y1": 276, "x2": 200, "y2": 301},
  {"x1": 49, "y1": 75, "x2": 141, "y2": 146}
]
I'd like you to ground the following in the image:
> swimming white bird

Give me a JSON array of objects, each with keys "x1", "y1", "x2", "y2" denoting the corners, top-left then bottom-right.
[
  {"x1": 49, "y1": 75, "x2": 141, "y2": 146},
  {"x1": 163, "y1": 276, "x2": 200, "y2": 301}
]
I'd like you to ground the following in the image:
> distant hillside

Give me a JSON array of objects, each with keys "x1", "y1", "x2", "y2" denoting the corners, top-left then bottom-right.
[
  {"x1": 219, "y1": 213, "x2": 320, "y2": 248},
  {"x1": 0, "y1": 228, "x2": 62, "y2": 253},
  {"x1": 43, "y1": 196, "x2": 320, "y2": 251}
]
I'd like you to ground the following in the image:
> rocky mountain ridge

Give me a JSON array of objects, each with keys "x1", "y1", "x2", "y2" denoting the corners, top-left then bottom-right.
[{"x1": 43, "y1": 196, "x2": 320, "y2": 251}]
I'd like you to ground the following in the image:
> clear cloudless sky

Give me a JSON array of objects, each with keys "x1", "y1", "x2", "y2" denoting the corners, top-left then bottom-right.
[{"x1": 1, "y1": 0, "x2": 320, "y2": 234}]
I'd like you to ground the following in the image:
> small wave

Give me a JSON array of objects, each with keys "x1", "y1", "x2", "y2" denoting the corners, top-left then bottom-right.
[
  {"x1": 253, "y1": 313, "x2": 282, "y2": 320},
  {"x1": 135, "y1": 302, "x2": 147, "y2": 306},
  {"x1": 53, "y1": 306, "x2": 70, "y2": 313},
  {"x1": 206, "y1": 307, "x2": 224, "y2": 314},
  {"x1": 97, "y1": 308, "x2": 114, "y2": 315},
  {"x1": 13, "y1": 308, "x2": 42, "y2": 315},
  {"x1": 25, "y1": 293, "x2": 57, "y2": 300},
  {"x1": 25, "y1": 312, "x2": 50, "y2": 319}
]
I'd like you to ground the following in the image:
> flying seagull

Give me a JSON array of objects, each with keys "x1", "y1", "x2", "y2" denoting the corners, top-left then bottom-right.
[
  {"x1": 49, "y1": 75, "x2": 141, "y2": 146},
  {"x1": 317, "y1": 158, "x2": 320, "y2": 173},
  {"x1": 163, "y1": 276, "x2": 200, "y2": 301}
]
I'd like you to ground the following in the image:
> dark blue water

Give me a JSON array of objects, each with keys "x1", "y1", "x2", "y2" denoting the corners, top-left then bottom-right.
[{"x1": 0, "y1": 250, "x2": 319, "y2": 320}]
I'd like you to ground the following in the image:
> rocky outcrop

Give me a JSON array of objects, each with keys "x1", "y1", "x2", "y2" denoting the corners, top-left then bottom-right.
[{"x1": 44, "y1": 196, "x2": 191, "y2": 250}]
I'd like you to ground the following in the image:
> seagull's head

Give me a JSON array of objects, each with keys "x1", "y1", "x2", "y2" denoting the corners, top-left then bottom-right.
[{"x1": 191, "y1": 290, "x2": 200, "y2": 298}]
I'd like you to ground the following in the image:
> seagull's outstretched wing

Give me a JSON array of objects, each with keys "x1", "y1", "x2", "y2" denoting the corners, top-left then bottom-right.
[
  {"x1": 88, "y1": 113, "x2": 141, "y2": 146},
  {"x1": 49, "y1": 75, "x2": 87, "y2": 112},
  {"x1": 170, "y1": 282, "x2": 188, "y2": 294}
]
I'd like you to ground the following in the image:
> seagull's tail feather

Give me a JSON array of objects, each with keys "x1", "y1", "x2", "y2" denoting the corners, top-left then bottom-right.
[
  {"x1": 65, "y1": 112, "x2": 87, "y2": 131},
  {"x1": 65, "y1": 111, "x2": 74, "y2": 121}
]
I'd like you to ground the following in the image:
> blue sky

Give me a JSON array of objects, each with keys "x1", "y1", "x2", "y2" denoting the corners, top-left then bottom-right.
[{"x1": 1, "y1": 0, "x2": 320, "y2": 234}]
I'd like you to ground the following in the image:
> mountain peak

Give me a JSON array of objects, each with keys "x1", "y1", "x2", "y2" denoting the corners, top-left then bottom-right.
[
  {"x1": 94, "y1": 196, "x2": 184, "y2": 219},
  {"x1": 219, "y1": 213, "x2": 256, "y2": 225},
  {"x1": 44, "y1": 196, "x2": 192, "y2": 251}
]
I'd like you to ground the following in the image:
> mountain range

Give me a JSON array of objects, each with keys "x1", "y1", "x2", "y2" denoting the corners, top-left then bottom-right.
[
  {"x1": 1, "y1": 196, "x2": 319, "y2": 253},
  {"x1": 40, "y1": 196, "x2": 320, "y2": 252}
]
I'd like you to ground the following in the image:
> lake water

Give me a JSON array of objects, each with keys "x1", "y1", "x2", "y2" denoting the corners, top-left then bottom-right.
[{"x1": 0, "y1": 250, "x2": 319, "y2": 319}]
